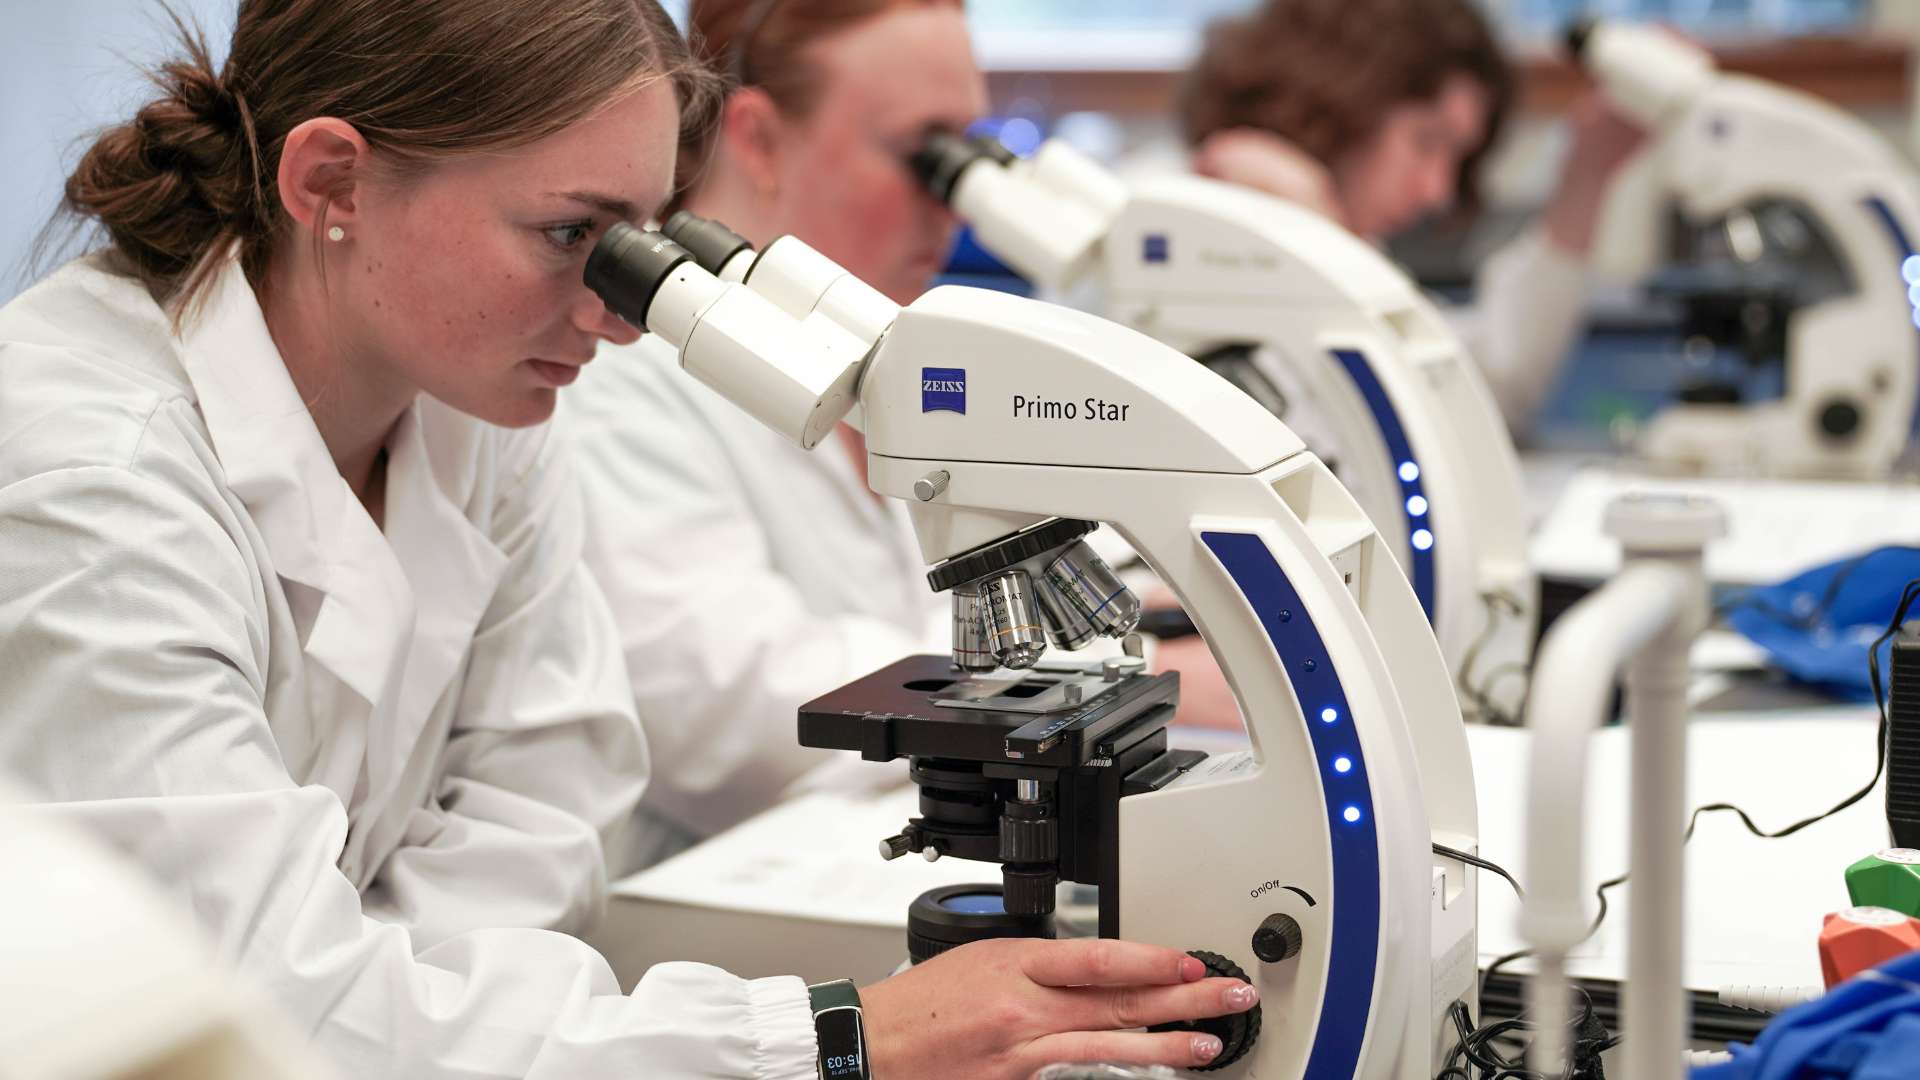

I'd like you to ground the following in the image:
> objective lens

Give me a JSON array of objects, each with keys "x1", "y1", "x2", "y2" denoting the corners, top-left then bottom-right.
[
  {"x1": 951, "y1": 587, "x2": 998, "y2": 672},
  {"x1": 1044, "y1": 542, "x2": 1142, "y2": 638},
  {"x1": 981, "y1": 570, "x2": 1048, "y2": 669},
  {"x1": 1035, "y1": 575, "x2": 1098, "y2": 651}
]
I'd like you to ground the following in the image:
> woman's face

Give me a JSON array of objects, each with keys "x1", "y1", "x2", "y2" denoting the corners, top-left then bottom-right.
[
  {"x1": 1332, "y1": 74, "x2": 1490, "y2": 241},
  {"x1": 334, "y1": 80, "x2": 678, "y2": 428},
  {"x1": 764, "y1": 6, "x2": 988, "y2": 304}
]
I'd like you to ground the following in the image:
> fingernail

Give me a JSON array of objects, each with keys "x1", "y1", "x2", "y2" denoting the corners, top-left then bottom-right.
[
  {"x1": 1226, "y1": 983, "x2": 1260, "y2": 1009},
  {"x1": 1193, "y1": 1035, "x2": 1223, "y2": 1062}
]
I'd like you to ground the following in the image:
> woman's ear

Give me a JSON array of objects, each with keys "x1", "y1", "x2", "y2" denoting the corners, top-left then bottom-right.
[
  {"x1": 277, "y1": 117, "x2": 373, "y2": 239},
  {"x1": 716, "y1": 87, "x2": 788, "y2": 200}
]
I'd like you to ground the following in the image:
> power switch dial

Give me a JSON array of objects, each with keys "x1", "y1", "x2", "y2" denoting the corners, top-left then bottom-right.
[{"x1": 1252, "y1": 914, "x2": 1304, "y2": 963}]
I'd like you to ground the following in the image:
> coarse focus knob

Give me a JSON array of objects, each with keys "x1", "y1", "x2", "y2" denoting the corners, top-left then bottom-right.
[
  {"x1": 1252, "y1": 914, "x2": 1303, "y2": 963},
  {"x1": 1001, "y1": 864, "x2": 1059, "y2": 916},
  {"x1": 1149, "y1": 950, "x2": 1261, "y2": 1071},
  {"x1": 999, "y1": 801, "x2": 1058, "y2": 863}
]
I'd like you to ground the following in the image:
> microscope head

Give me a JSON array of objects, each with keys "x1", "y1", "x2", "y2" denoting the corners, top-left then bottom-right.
[
  {"x1": 585, "y1": 223, "x2": 869, "y2": 450},
  {"x1": 1566, "y1": 18, "x2": 1715, "y2": 131},
  {"x1": 911, "y1": 131, "x2": 1127, "y2": 290},
  {"x1": 586, "y1": 215, "x2": 1147, "y2": 675}
]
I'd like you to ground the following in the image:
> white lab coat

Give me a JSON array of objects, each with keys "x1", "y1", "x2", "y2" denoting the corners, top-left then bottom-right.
[
  {"x1": 563, "y1": 335, "x2": 946, "y2": 855},
  {"x1": 1451, "y1": 226, "x2": 1592, "y2": 437},
  {"x1": 0, "y1": 254, "x2": 816, "y2": 1079}
]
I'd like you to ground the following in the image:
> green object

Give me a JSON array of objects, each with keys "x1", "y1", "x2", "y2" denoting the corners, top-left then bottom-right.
[{"x1": 1845, "y1": 848, "x2": 1920, "y2": 917}]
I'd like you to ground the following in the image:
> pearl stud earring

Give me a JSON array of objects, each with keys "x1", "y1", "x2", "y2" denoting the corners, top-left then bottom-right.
[{"x1": 327, "y1": 226, "x2": 345, "y2": 242}]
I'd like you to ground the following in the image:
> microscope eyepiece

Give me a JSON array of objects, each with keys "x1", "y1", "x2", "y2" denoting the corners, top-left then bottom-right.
[
  {"x1": 584, "y1": 222, "x2": 693, "y2": 328},
  {"x1": 662, "y1": 211, "x2": 755, "y2": 274},
  {"x1": 1563, "y1": 17, "x2": 1596, "y2": 62},
  {"x1": 911, "y1": 130, "x2": 1013, "y2": 205}
]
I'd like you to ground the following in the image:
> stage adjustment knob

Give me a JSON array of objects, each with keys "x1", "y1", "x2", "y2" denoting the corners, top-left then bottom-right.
[
  {"x1": 1252, "y1": 913, "x2": 1303, "y2": 963},
  {"x1": 1149, "y1": 950, "x2": 1261, "y2": 1071}
]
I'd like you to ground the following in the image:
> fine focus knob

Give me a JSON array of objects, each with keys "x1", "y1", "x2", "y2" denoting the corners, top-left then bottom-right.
[
  {"x1": 1252, "y1": 914, "x2": 1304, "y2": 963},
  {"x1": 914, "y1": 470, "x2": 951, "y2": 501},
  {"x1": 1149, "y1": 950, "x2": 1261, "y2": 1071}
]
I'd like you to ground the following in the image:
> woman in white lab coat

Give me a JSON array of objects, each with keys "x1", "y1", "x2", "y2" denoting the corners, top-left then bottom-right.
[
  {"x1": 0, "y1": 2, "x2": 1254, "y2": 1077},
  {"x1": 565, "y1": 0, "x2": 990, "y2": 861},
  {"x1": 1177, "y1": 0, "x2": 1647, "y2": 437}
]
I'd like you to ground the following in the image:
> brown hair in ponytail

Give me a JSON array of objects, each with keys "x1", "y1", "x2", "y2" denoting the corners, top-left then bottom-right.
[{"x1": 60, "y1": 0, "x2": 722, "y2": 316}]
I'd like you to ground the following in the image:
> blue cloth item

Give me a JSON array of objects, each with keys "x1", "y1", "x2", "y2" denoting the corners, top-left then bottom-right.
[
  {"x1": 1724, "y1": 547, "x2": 1920, "y2": 702},
  {"x1": 1694, "y1": 949, "x2": 1920, "y2": 1079}
]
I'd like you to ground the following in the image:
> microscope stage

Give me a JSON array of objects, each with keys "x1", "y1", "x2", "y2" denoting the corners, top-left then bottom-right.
[{"x1": 797, "y1": 654, "x2": 1179, "y2": 768}]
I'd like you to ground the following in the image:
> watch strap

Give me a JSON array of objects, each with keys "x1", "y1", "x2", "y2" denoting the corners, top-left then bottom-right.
[{"x1": 808, "y1": 978, "x2": 862, "y2": 1013}]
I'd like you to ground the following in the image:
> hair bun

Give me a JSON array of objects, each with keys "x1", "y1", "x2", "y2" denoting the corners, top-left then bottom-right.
[{"x1": 64, "y1": 34, "x2": 266, "y2": 295}]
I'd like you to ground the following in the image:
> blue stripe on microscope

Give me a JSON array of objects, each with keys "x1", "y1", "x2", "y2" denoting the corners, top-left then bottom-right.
[
  {"x1": 1200, "y1": 531, "x2": 1381, "y2": 1080},
  {"x1": 1328, "y1": 348, "x2": 1435, "y2": 622}
]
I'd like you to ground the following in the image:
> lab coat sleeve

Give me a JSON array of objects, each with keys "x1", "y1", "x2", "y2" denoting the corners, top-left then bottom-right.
[
  {"x1": 360, "y1": 421, "x2": 649, "y2": 948},
  {"x1": 1451, "y1": 226, "x2": 1591, "y2": 436},
  {"x1": 565, "y1": 361, "x2": 940, "y2": 840},
  {"x1": 0, "y1": 419, "x2": 816, "y2": 1079}
]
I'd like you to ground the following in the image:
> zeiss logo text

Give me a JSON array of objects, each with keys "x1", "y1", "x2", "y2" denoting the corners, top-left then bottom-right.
[{"x1": 922, "y1": 367, "x2": 967, "y2": 414}]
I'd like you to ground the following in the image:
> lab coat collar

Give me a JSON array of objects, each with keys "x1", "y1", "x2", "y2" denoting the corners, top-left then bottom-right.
[{"x1": 175, "y1": 255, "x2": 508, "y2": 805}]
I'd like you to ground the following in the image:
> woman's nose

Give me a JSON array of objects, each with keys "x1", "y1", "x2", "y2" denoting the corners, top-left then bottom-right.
[{"x1": 583, "y1": 296, "x2": 642, "y2": 345}]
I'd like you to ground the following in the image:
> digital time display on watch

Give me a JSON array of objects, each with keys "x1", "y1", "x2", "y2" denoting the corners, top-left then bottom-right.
[{"x1": 815, "y1": 1006, "x2": 866, "y2": 1079}]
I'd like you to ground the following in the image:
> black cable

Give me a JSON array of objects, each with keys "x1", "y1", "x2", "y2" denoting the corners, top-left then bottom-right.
[
  {"x1": 1457, "y1": 589, "x2": 1529, "y2": 727},
  {"x1": 1436, "y1": 843, "x2": 1526, "y2": 900},
  {"x1": 1455, "y1": 577, "x2": 1920, "y2": 1080},
  {"x1": 1712, "y1": 545, "x2": 1914, "y2": 629}
]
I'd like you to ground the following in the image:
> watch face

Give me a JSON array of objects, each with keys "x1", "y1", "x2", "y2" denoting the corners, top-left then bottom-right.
[{"x1": 816, "y1": 1006, "x2": 865, "y2": 1078}]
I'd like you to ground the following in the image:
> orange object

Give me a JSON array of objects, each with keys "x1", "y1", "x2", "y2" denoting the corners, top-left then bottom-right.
[{"x1": 1818, "y1": 906, "x2": 1920, "y2": 987}]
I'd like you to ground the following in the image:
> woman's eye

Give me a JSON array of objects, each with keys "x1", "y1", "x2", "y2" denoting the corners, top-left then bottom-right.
[{"x1": 543, "y1": 221, "x2": 593, "y2": 250}]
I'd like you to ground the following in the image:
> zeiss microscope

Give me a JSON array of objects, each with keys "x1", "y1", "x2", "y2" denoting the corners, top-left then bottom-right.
[
  {"x1": 585, "y1": 217, "x2": 1480, "y2": 1077},
  {"x1": 1575, "y1": 19, "x2": 1920, "y2": 478},
  {"x1": 910, "y1": 133, "x2": 1536, "y2": 723}
]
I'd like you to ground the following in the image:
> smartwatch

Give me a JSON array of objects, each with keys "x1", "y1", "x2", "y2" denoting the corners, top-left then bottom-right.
[{"x1": 808, "y1": 978, "x2": 870, "y2": 1079}]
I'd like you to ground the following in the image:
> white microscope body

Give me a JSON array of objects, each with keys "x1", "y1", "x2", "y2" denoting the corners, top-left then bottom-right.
[
  {"x1": 585, "y1": 223, "x2": 1481, "y2": 1078},
  {"x1": 918, "y1": 135, "x2": 1536, "y2": 721},
  {"x1": 1579, "y1": 19, "x2": 1920, "y2": 478}
]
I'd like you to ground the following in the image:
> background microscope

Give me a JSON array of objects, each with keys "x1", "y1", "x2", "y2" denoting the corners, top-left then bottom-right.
[
  {"x1": 1575, "y1": 18, "x2": 1920, "y2": 479},
  {"x1": 908, "y1": 131, "x2": 1537, "y2": 724}
]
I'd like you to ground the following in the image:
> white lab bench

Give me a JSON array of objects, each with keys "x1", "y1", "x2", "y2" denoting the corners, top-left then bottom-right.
[{"x1": 587, "y1": 707, "x2": 1885, "y2": 997}]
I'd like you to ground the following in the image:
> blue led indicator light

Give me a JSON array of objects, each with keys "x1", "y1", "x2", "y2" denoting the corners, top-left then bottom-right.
[
  {"x1": 1412, "y1": 528, "x2": 1435, "y2": 551},
  {"x1": 1908, "y1": 283, "x2": 1920, "y2": 306},
  {"x1": 1903, "y1": 255, "x2": 1920, "y2": 283},
  {"x1": 1398, "y1": 460, "x2": 1420, "y2": 482},
  {"x1": 1342, "y1": 805, "x2": 1363, "y2": 824},
  {"x1": 1405, "y1": 494, "x2": 1428, "y2": 517},
  {"x1": 1333, "y1": 755, "x2": 1353, "y2": 774},
  {"x1": 1320, "y1": 706, "x2": 1339, "y2": 724}
]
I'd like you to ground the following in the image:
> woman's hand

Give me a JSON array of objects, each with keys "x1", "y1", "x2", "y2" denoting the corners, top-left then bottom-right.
[
  {"x1": 1150, "y1": 632, "x2": 1243, "y2": 731},
  {"x1": 1543, "y1": 92, "x2": 1648, "y2": 256},
  {"x1": 861, "y1": 937, "x2": 1259, "y2": 1079},
  {"x1": 1192, "y1": 127, "x2": 1342, "y2": 222}
]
